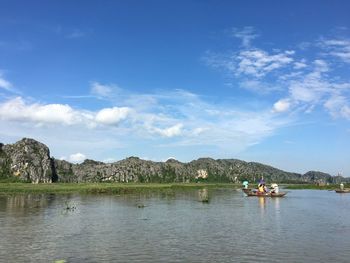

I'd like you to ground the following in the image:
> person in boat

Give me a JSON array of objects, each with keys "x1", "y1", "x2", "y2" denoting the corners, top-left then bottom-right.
[
  {"x1": 257, "y1": 177, "x2": 266, "y2": 193},
  {"x1": 258, "y1": 183, "x2": 266, "y2": 193},
  {"x1": 264, "y1": 184, "x2": 269, "y2": 192},
  {"x1": 242, "y1": 180, "x2": 249, "y2": 189},
  {"x1": 270, "y1": 183, "x2": 279, "y2": 194},
  {"x1": 340, "y1": 183, "x2": 344, "y2": 190}
]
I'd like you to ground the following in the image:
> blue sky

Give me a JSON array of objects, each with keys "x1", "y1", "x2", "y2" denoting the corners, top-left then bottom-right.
[{"x1": 0, "y1": 0, "x2": 350, "y2": 176}]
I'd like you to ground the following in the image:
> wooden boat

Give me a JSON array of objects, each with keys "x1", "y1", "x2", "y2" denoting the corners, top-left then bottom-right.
[
  {"x1": 245, "y1": 191, "x2": 287, "y2": 197},
  {"x1": 335, "y1": 189, "x2": 350, "y2": 193}
]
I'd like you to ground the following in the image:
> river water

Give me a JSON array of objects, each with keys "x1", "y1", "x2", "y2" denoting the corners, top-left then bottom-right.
[{"x1": 0, "y1": 188, "x2": 350, "y2": 263}]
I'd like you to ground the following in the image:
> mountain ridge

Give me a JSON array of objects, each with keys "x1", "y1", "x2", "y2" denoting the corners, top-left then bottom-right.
[{"x1": 0, "y1": 138, "x2": 348, "y2": 184}]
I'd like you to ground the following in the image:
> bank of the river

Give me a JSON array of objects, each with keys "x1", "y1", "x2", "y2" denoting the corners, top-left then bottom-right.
[
  {"x1": 0, "y1": 182, "x2": 239, "y2": 194},
  {"x1": 284, "y1": 184, "x2": 349, "y2": 190},
  {"x1": 1, "y1": 182, "x2": 347, "y2": 194}
]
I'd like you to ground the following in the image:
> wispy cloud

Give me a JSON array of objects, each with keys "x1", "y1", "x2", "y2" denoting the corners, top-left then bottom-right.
[
  {"x1": 231, "y1": 26, "x2": 259, "y2": 47},
  {"x1": 205, "y1": 48, "x2": 294, "y2": 79},
  {"x1": 319, "y1": 38, "x2": 350, "y2": 63},
  {"x1": 0, "y1": 73, "x2": 21, "y2": 94},
  {"x1": 293, "y1": 59, "x2": 308, "y2": 69},
  {"x1": 324, "y1": 95, "x2": 350, "y2": 120},
  {"x1": 0, "y1": 75, "x2": 13, "y2": 91},
  {"x1": 90, "y1": 81, "x2": 121, "y2": 98},
  {"x1": 46, "y1": 24, "x2": 91, "y2": 39},
  {"x1": 236, "y1": 49, "x2": 294, "y2": 78},
  {"x1": 283, "y1": 59, "x2": 350, "y2": 118},
  {"x1": 206, "y1": 27, "x2": 350, "y2": 120},
  {"x1": 65, "y1": 29, "x2": 87, "y2": 39}
]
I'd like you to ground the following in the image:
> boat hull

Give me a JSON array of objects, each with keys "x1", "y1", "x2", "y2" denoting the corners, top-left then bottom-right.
[
  {"x1": 242, "y1": 188, "x2": 251, "y2": 194},
  {"x1": 335, "y1": 189, "x2": 350, "y2": 193},
  {"x1": 245, "y1": 191, "x2": 287, "y2": 197}
]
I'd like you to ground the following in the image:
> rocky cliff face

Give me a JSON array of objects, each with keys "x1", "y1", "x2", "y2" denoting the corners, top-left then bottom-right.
[
  {"x1": 0, "y1": 138, "x2": 348, "y2": 184},
  {"x1": 1, "y1": 138, "x2": 55, "y2": 183}
]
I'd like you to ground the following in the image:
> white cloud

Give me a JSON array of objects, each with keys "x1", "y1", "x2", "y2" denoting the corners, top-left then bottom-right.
[
  {"x1": 95, "y1": 107, "x2": 131, "y2": 125},
  {"x1": 0, "y1": 97, "x2": 90, "y2": 125},
  {"x1": 273, "y1": 99, "x2": 291, "y2": 113},
  {"x1": 152, "y1": 123, "x2": 183, "y2": 137},
  {"x1": 68, "y1": 153, "x2": 86, "y2": 163},
  {"x1": 0, "y1": 97, "x2": 133, "y2": 127}
]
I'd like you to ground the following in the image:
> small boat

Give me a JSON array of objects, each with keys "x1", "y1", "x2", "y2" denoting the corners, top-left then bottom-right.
[
  {"x1": 245, "y1": 191, "x2": 287, "y2": 197},
  {"x1": 335, "y1": 189, "x2": 350, "y2": 193}
]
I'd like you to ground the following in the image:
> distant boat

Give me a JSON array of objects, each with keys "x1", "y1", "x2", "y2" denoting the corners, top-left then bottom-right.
[{"x1": 335, "y1": 189, "x2": 350, "y2": 193}]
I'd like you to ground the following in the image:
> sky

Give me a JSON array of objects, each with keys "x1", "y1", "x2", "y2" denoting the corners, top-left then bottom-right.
[{"x1": 0, "y1": 0, "x2": 350, "y2": 176}]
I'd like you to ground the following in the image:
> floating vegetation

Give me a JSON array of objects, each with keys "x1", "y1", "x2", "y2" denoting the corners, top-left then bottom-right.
[{"x1": 64, "y1": 201, "x2": 76, "y2": 211}]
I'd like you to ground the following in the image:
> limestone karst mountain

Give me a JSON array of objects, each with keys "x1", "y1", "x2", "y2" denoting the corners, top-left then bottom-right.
[{"x1": 0, "y1": 138, "x2": 347, "y2": 184}]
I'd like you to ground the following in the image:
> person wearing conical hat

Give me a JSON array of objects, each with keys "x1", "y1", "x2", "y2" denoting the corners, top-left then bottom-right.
[
  {"x1": 242, "y1": 180, "x2": 249, "y2": 189},
  {"x1": 270, "y1": 183, "x2": 279, "y2": 193}
]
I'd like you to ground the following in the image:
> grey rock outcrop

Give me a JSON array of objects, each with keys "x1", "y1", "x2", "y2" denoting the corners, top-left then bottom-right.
[
  {"x1": 0, "y1": 138, "x2": 349, "y2": 184},
  {"x1": 1, "y1": 138, "x2": 55, "y2": 183}
]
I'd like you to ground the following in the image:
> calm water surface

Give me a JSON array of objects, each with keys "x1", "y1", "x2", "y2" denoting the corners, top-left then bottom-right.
[{"x1": 1, "y1": 188, "x2": 350, "y2": 263}]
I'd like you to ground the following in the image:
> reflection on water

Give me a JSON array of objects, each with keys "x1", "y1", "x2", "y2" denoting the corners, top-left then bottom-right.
[
  {"x1": 258, "y1": 196, "x2": 266, "y2": 212},
  {"x1": 273, "y1": 196, "x2": 280, "y2": 210},
  {"x1": 1, "y1": 189, "x2": 350, "y2": 263},
  {"x1": 198, "y1": 188, "x2": 210, "y2": 203}
]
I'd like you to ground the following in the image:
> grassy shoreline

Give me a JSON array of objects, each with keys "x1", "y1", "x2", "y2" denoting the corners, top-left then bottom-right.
[
  {"x1": 0, "y1": 182, "x2": 239, "y2": 194},
  {"x1": 283, "y1": 184, "x2": 348, "y2": 190},
  {"x1": 0, "y1": 182, "x2": 346, "y2": 194}
]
